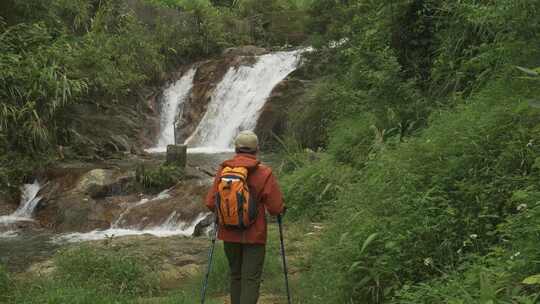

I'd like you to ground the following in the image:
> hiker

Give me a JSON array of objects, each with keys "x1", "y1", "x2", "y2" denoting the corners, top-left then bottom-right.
[{"x1": 205, "y1": 130, "x2": 285, "y2": 304}]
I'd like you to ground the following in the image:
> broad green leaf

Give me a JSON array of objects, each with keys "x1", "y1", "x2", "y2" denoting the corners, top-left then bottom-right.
[{"x1": 522, "y1": 274, "x2": 540, "y2": 285}]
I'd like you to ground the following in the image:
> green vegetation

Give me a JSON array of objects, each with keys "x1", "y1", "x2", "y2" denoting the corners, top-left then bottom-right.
[
  {"x1": 277, "y1": 0, "x2": 540, "y2": 303},
  {"x1": 136, "y1": 164, "x2": 184, "y2": 191},
  {"x1": 55, "y1": 246, "x2": 158, "y2": 295},
  {"x1": 0, "y1": 0, "x2": 310, "y2": 198},
  {"x1": 3, "y1": 0, "x2": 540, "y2": 303},
  {"x1": 0, "y1": 225, "x2": 297, "y2": 303},
  {"x1": 0, "y1": 265, "x2": 10, "y2": 302},
  {"x1": 1, "y1": 246, "x2": 159, "y2": 303}
]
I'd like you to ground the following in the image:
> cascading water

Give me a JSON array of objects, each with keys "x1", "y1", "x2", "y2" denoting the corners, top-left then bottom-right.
[
  {"x1": 53, "y1": 50, "x2": 305, "y2": 242},
  {"x1": 146, "y1": 67, "x2": 197, "y2": 153},
  {"x1": 0, "y1": 180, "x2": 42, "y2": 225},
  {"x1": 54, "y1": 189, "x2": 209, "y2": 243},
  {"x1": 186, "y1": 49, "x2": 303, "y2": 153}
]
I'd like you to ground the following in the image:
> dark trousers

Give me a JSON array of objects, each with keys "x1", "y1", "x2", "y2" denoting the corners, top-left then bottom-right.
[{"x1": 224, "y1": 242, "x2": 266, "y2": 304}]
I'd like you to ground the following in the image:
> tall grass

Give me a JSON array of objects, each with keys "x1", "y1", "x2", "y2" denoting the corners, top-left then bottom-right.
[
  {"x1": 0, "y1": 265, "x2": 10, "y2": 302},
  {"x1": 2, "y1": 246, "x2": 159, "y2": 303},
  {"x1": 293, "y1": 77, "x2": 540, "y2": 303}
]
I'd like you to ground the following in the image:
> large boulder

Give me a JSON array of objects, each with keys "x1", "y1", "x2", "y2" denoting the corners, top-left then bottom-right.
[
  {"x1": 73, "y1": 169, "x2": 133, "y2": 199},
  {"x1": 114, "y1": 180, "x2": 208, "y2": 230},
  {"x1": 34, "y1": 168, "x2": 135, "y2": 232},
  {"x1": 193, "y1": 212, "x2": 215, "y2": 237}
]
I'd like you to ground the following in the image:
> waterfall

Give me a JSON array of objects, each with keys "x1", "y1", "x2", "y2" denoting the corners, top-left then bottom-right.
[
  {"x1": 0, "y1": 180, "x2": 42, "y2": 224},
  {"x1": 146, "y1": 68, "x2": 197, "y2": 153},
  {"x1": 186, "y1": 49, "x2": 303, "y2": 153}
]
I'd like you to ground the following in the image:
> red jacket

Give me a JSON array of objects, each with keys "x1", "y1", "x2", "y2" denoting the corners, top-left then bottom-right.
[{"x1": 205, "y1": 153, "x2": 284, "y2": 244}]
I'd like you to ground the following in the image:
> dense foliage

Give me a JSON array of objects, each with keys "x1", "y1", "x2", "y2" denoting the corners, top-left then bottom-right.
[
  {"x1": 3, "y1": 0, "x2": 540, "y2": 303},
  {"x1": 278, "y1": 0, "x2": 540, "y2": 303}
]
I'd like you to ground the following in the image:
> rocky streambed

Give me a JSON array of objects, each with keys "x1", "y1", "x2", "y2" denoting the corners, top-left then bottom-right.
[
  {"x1": 0, "y1": 152, "x2": 234, "y2": 282},
  {"x1": 0, "y1": 45, "x2": 307, "y2": 296}
]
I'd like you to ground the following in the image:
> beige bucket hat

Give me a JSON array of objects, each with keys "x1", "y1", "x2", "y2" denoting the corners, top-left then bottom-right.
[{"x1": 234, "y1": 130, "x2": 259, "y2": 151}]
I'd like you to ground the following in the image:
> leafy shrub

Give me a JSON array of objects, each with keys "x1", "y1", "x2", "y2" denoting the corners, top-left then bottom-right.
[
  {"x1": 54, "y1": 246, "x2": 158, "y2": 296},
  {"x1": 136, "y1": 164, "x2": 184, "y2": 191},
  {"x1": 326, "y1": 114, "x2": 378, "y2": 168},
  {"x1": 281, "y1": 156, "x2": 355, "y2": 220},
  {"x1": 298, "y1": 78, "x2": 540, "y2": 303},
  {"x1": 393, "y1": 260, "x2": 540, "y2": 304}
]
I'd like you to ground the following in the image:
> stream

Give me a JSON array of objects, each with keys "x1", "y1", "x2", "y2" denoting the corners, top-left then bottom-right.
[{"x1": 0, "y1": 48, "x2": 302, "y2": 274}]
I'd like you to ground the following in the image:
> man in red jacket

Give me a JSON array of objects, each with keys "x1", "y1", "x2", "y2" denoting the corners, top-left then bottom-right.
[{"x1": 205, "y1": 130, "x2": 285, "y2": 304}]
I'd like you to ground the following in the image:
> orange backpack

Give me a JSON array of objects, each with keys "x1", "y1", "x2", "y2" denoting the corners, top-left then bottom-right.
[{"x1": 215, "y1": 166, "x2": 258, "y2": 229}]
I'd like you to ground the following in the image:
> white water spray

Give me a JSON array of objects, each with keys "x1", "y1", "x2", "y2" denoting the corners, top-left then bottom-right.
[
  {"x1": 186, "y1": 50, "x2": 303, "y2": 153},
  {"x1": 146, "y1": 68, "x2": 197, "y2": 153},
  {"x1": 0, "y1": 180, "x2": 42, "y2": 225}
]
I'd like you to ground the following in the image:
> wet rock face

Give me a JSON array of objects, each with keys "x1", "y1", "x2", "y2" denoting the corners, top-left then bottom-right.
[
  {"x1": 114, "y1": 180, "x2": 209, "y2": 229},
  {"x1": 174, "y1": 48, "x2": 266, "y2": 144},
  {"x1": 255, "y1": 77, "x2": 306, "y2": 150},
  {"x1": 74, "y1": 169, "x2": 133, "y2": 199},
  {"x1": 34, "y1": 168, "x2": 135, "y2": 232},
  {"x1": 193, "y1": 212, "x2": 215, "y2": 237},
  {"x1": 138, "y1": 94, "x2": 161, "y2": 149},
  {"x1": 222, "y1": 45, "x2": 267, "y2": 57},
  {"x1": 0, "y1": 196, "x2": 17, "y2": 216},
  {"x1": 30, "y1": 154, "x2": 221, "y2": 234},
  {"x1": 149, "y1": 45, "x2": 302, "y2": 150},
  {"x1": 174, "y1": 59, "x2": 232, "y2": 143}
]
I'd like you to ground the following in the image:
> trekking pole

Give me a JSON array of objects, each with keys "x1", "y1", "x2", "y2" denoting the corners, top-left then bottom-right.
[
  {"x1": 201, "y1": 220, "x2": 218, "y2": 304},
  {"x1": 277, "y1": 214, "x2": 292, "y2": 304}
]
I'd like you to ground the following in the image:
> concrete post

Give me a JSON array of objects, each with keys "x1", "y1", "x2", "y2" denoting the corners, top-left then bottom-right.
[{"x1": 166, "y1": 144, "x2": 187, "y2": 168}]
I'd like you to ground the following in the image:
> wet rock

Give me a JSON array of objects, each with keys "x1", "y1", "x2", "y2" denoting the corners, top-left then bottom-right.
[
  {"x1": 0, "y1": 196, "x2": 17, "y2": 216},
  {"x1": 193, "y1": 212, "x2": 215, "y2": 237},
  {"x1": 36, "y1": 193, "x2": 115, "y2": 233},
  {"x1": 74, "y1": 169, "x2": 114, "y2": 195},
  {"x1": 28, "y1": 153, "x2": 221, "y2": 234},
  {"x1": 255, "y1": 77, "x2": 306, "y2": 150},
  {"x1": 222, "y1": 45, "x2": 267, "y2": 57},
  {"x1": 175, "y1": 55, "x2": 262, "y2": 143},
  {"x1": 74, "y1": 169, "x2": 133, "y2": 199},
  {"x1": 116, "y1": 180, "x2": 208, "y2": 229},
  {"x1": 175, "y1": 60, "x2": 231, "y2": 142},
  {"x1": 0, "y1": 218, "x2": 42, "y2": 234},
  {"x1": 139, "y1": 94, "x2": 161, "y2": 149}
]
